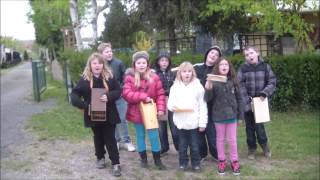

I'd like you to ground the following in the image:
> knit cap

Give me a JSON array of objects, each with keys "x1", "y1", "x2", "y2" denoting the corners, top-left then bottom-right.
[{"x1": 132, "y1": 51, "x2": 149, "y2": 66}]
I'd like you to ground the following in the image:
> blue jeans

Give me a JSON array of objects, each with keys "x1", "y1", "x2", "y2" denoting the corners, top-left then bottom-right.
[
  {"x1": 178, "y1": 128, "x2": 201, "y2": 167},
  {"x1": 244, "y1": 111, "x2": 268, "y2": 150},
  {"x1": 198, "y1": 119, "x2": 218, "y2": 159},
  {"x1": 134, "y1": 123, "x2": 161, "y2": 152},
  {"x1": 115, "y1": 97, "x2": 131, "y2": 143},
  {"x1": 158, "y1": 111, "x2": 179, "y2": 153}
]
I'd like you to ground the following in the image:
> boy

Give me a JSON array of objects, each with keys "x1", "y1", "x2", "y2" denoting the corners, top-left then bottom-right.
[{"x1": 237, "y1": 45, "x2": 276, "y2": 160}]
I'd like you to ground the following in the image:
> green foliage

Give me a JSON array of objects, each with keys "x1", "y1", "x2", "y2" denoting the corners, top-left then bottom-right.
[
  {"x1": 59, "y1": 48, "x2": 93, "y2": 83},
  {"x1": 23, "y1": 51, "x2": 29, "y2": 61},
  {"x1": 132, "y1": 31, "x2": 153, "y2": 51},
  {"x1": 0, "y1": 36, "x2": 25, "y2": 52},
  {"x1": 201, "y1": 0, "x2": 315, "y2": 51}
]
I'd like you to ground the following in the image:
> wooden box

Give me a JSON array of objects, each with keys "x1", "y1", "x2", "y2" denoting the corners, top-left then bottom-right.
[
  {"x1": 91, "y1": 88, "x2": 106, "y2": 121},
  {"x1": 251, "y1": 97, "x2": 270, "y2": 123}
]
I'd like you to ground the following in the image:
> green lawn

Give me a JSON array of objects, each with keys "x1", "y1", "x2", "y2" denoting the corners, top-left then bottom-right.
[{"x1": 27, "y1": 75, "x2": 320, "y2": 179}]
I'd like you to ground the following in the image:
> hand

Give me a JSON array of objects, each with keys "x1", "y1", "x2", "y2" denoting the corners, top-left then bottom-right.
[
  {"x1": 145, "y1": 97, "x2": 152, "y2": 103},
  {"x1": 199, "y1": 127, "x2": 206, "y2": 132},
  {"x1": 205, "y1": 80, "x2": 213, "y2": 90},
  {"x1": 158, "y1": 111, "x2": 164, "y2": 116},
  {"x1": 100, "y1": 94, "x2": 108, "y2": 102},
  {"x1": 259, "y1": 93, "x2": 267, "y2": 101}
]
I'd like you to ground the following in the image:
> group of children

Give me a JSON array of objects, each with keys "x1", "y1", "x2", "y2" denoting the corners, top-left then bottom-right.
[{"x1": 71, "y1": 44, "x2": 276, "y2": 177}]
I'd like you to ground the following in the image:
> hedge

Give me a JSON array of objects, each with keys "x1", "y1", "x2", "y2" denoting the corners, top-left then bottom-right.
[{"x1": 59, "y1": 49, "x2": 320, "y2": 111}]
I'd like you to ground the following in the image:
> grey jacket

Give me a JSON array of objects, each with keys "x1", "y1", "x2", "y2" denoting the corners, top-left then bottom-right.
[
  {"x1": 107, "y1": 58, "x2": 126, "y2": 86},
  {"x1": 204, "y1": 80, "x2": 244, "y2": 122}
]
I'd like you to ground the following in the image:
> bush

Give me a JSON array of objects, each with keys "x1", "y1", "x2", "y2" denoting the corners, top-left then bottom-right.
[{"x1": 61, "y1": 48, "x2": 320, "y2": 111}]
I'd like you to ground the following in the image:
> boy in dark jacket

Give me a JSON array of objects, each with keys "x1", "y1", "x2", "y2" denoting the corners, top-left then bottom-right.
[
  {"x1": 194, "y1": 46, "x2": 221, "y2": 161},
  {"x1": 237, "y1": 45, "x2": 276, "y2": 160},
  {"x1": 153, "y1": 53, "x2": 179, "y2": 154}
]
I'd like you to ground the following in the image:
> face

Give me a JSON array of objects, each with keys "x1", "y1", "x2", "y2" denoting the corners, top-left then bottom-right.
[
  {"x1": 206, "y1": 49, "x2": 220, "y2": 66},
  {"x1": 180, "y1": 68, "x2": 193, "y2": 83},
  {"x1": 134, "y1": 58, "x2": 148, "y2": 73},
  {"x1": 218, "y1": 59, "x2": 230, "y2": 76},
  {"x1": 90, "y1": 58, "x2": 104, "y2": 76},
  {"x1": 101, "y1": 47, "x2": 113, "y2": 61},
  {"x1": 244, "y1": 48, "x2": 259, "y2": 64},
  {"x1": 158, "y1": 57, "x2": 169, "y2": 71}
]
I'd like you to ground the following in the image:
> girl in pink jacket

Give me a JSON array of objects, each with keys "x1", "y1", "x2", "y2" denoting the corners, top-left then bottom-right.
[{"x1": 122, "y1": 51, "x2": 166, "y2": 170}]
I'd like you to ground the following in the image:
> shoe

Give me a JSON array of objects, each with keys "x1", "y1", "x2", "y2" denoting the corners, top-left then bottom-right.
[
  {"x1": 96, "y1": 158, "x2": 106, "y2": 169},
  {"x1": 261, "y1": 144, "x2": 271, "y2": 159},
  {"x1": 217, "y1": 160, "x2": 226, "y2": 175},
  {"x1": 231, "y1": 161, "x2": 240, "y2": 176},
  {"x1": 117, "y1": 142, "x2": 120, "y2": 150},
  {"x1": 248, "y1": 149, "x2": 256, "y2": 160},
  {"x1": 179, "y1": 164, "x2": 187, "y2": 171},
  {"x1": 192, "y1": 165, "x2": 201, "y2": 172},
  {"x1": 139, "y1": 151, "x2": 148, "y2": 168},
  {"x1": 152, "y1": 151, "x2": 166, "y2": 170},
  {"x1": 112, "y1": 164, "x2": 121, "y2": 177},
  {"x1": 125, "y1": 142, "x2": 136, "y2": 152}
]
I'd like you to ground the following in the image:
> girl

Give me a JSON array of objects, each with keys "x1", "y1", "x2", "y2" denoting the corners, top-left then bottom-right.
[
  {"x1": 122, "y1": 51, "x2": 166, "y2": 170},
  {"x1": 167, "y1": 62, "x2": 207, "y2": 172},
  {"x1": 153, "y1": 53, "x2": 179, "y2": 154},
  {"x1": 71, "y1": 53, "x2": 121, "y2": 177},
  {"x1": 204, "y1": 57, "x2": 243, "y2": 176}
]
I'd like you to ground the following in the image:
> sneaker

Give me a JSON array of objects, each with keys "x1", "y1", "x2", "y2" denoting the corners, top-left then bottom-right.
[
  {"x1": 96, "y1": 158, "x2": 106, "y2": 169},
  {"x1": 231, "y1": 161, "x2": 240, "y2": 176},
  {"x1": 117, "y1": 142, "x2": 120, "y2": 150},
  {"x1": 217, "y1": 160, "x2": 226, "y2": 175},
  {"x1": 179, "y1": 164, "x2": 187, "y2": 171},
  {"x1": 248, "y1": 149, "x2": 256, "y2": 160},
  {"x1": 192, "y1": 165, "x2": 201, "y2": 172},
  {"x1": 125, "y1": 142, "x2": 136, "y2": 152},
  {"x1": 112, "y1": 164, "x2": 121, "y2": 177}
]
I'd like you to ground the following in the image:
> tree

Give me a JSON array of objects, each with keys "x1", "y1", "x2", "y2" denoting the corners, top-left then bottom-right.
[
  {"x1": 23, "y1": 51, "x2": 29, "y2": 61},
  {"x1": 29, "y1": 0, "x2": 70, "y2": 59},
  {"x1": 136, "y1": 0, "x2": 201, "y2": 55},
  {"x1": 201, "y1": 0, "x2": 315, "y2": 51},
  {"x1": 69, "y1": 0, "x2": 83, "y2": 50},
  {"x1": 101, "y1": 0, "x2": 145, "y2": 48},
  {"x1": 90, "y1": 0, "x2": 109, "y2": 40}
]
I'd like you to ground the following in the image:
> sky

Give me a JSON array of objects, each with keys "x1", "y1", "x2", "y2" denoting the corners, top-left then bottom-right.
[{"x1": 0, "y1": 0, "x2": 107, "y2": 41}]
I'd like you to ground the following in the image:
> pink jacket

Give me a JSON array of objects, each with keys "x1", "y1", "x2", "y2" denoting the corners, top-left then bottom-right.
[{"x1": 122, "y1": 69, "x2": 166, "y2": 124}]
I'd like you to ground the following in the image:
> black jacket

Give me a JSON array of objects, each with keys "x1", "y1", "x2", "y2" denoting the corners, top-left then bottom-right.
[
  {"x1": 204, "y1": 80, "x2": 244, "y2": 122},
  {"x1": 71, "y1": 76, "x2": 121, "y2": 127}
]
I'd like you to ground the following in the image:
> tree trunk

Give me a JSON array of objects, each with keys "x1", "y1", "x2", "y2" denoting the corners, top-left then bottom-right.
[
  {"x1": 91, "y1": 0, "x2": 109, "y2": 41},
  {"x1": 70, "y1": 0, "x2": 83, "y2": 50},
  {"x1": 167, "y1": 19, "x2": 177, "y2": 56}
]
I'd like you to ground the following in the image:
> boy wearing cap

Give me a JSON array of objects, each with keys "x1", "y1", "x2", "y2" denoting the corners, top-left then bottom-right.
[{"x1": 122, "y1": 51, "x2": 166, "y2": 170}]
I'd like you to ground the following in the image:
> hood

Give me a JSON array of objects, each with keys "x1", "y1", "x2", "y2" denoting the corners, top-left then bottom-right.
[
  {"x1": 203, "y1": 46, "x2": 222, "y2": 63},
  {"x1": 153, "y1": 53, "x2": 172, "y2": 71}
]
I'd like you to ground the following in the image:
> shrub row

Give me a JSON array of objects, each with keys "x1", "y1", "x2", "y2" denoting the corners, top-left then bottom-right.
[{"x1": 59, "y1": 49, "x2": 320, "y2": 111}]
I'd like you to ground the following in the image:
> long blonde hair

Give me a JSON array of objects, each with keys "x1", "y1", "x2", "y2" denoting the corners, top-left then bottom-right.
[
  {"x1": 175, "y1": 61, "x2": 197, "y2": 83},
  {"x1": 82, "y1": 52, "x2": 113, "y2": 83}
]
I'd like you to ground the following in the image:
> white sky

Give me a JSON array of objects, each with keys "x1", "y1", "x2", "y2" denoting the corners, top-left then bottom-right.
[{"x1": 0, "y1": 0, "x2": 107, "y2": 41}]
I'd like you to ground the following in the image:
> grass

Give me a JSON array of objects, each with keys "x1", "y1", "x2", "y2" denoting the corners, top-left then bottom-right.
[
  {"x1": 27, "y1": 73, "x2": 320, "y2": 179},
  {"x1": 27, "y1": 75, "x2": 91, "y2": 142}
]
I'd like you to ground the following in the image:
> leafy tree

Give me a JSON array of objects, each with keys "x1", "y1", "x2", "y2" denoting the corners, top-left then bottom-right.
[
  {"x1": 132, "y1": 31, "x2": 153, "y2": 51},
  {"x1": 101, "y1": 0, "x2": 145, "y2": 48},
  {"x1": 28, "y1": 0, "x2": 71, "y2": 58},
  {"x1": 0, "y1": 36, "x2": 25, "y2": 52},
  {"x1": 201, "y1": 0, "x2": 316, "y2": 51},
  {"x1": 136, "y1": 0, "x2": 201, "y2": 55},
  {"x1": 23, "y1": 51, "x2": 29, "y2": 61}
]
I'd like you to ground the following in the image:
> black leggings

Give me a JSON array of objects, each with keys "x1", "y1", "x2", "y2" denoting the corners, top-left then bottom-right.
[{"x1": 91, "y1": 125, "x2": 120, "y2": 165}]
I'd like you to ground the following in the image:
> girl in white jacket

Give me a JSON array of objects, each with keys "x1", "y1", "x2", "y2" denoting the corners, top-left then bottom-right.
[{"x1": 167, "y1": 62, "x2": 208, "y2": 172}]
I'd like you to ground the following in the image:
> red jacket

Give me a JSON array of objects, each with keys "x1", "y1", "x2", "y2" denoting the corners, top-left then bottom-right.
[{"x1": 122, "y1": 69, "x2": 166, "y2": 124}]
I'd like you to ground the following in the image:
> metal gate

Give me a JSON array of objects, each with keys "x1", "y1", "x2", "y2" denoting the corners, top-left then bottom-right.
[{"x1": 32, "y1": 60, "x2": 47, "y2": 101}]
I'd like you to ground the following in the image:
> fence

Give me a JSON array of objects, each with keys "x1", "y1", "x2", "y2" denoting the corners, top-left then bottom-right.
[{"x1": 32, "y1": 60, "x2": 47, "y2": 101}]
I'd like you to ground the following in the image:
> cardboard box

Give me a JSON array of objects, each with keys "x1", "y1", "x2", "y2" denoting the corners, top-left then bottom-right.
[{"x1": 251, "y1": 97, "x2": 270, "y2": 123}]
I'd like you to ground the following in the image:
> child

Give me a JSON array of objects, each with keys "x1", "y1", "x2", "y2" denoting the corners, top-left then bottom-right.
[
  {"x1": 153, "y1": 53, "x2": 179, "y2": 154},
  {"x1": 71, "y1": 53, "x2": 121, "y2": 177},
  {"x1": 97, "y1": 42, "x2": 136, "y2": 152},
  {"x1": 194, "y1": 46, "x2": 221, "y2": 161},
  {"x1": 121, "y1": 51, "x2": 166, "y2": 170},
  {"x1": 167, "y1": 62, "x2": 207, "y2": 172},
  {"x1": 204, "y1": 57, "x2": 243, "y2": 175},
  {"x1": 237, "y1": 45, "x2": 276, "y2": 160}
]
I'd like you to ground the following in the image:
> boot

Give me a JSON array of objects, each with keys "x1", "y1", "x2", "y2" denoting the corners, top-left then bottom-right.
[
  {"x1": 152, "y1": 151, "x2": 166, "y2": 170},
  {"x1": 139, "y1": 151, "x2": 148, "y2": 168},
  {"x1": 248, "y1": 148, "x2": 256, "y2": 160},
  {"x1": 261, "y1": 144, "x2": 271, "y2": 159}
]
